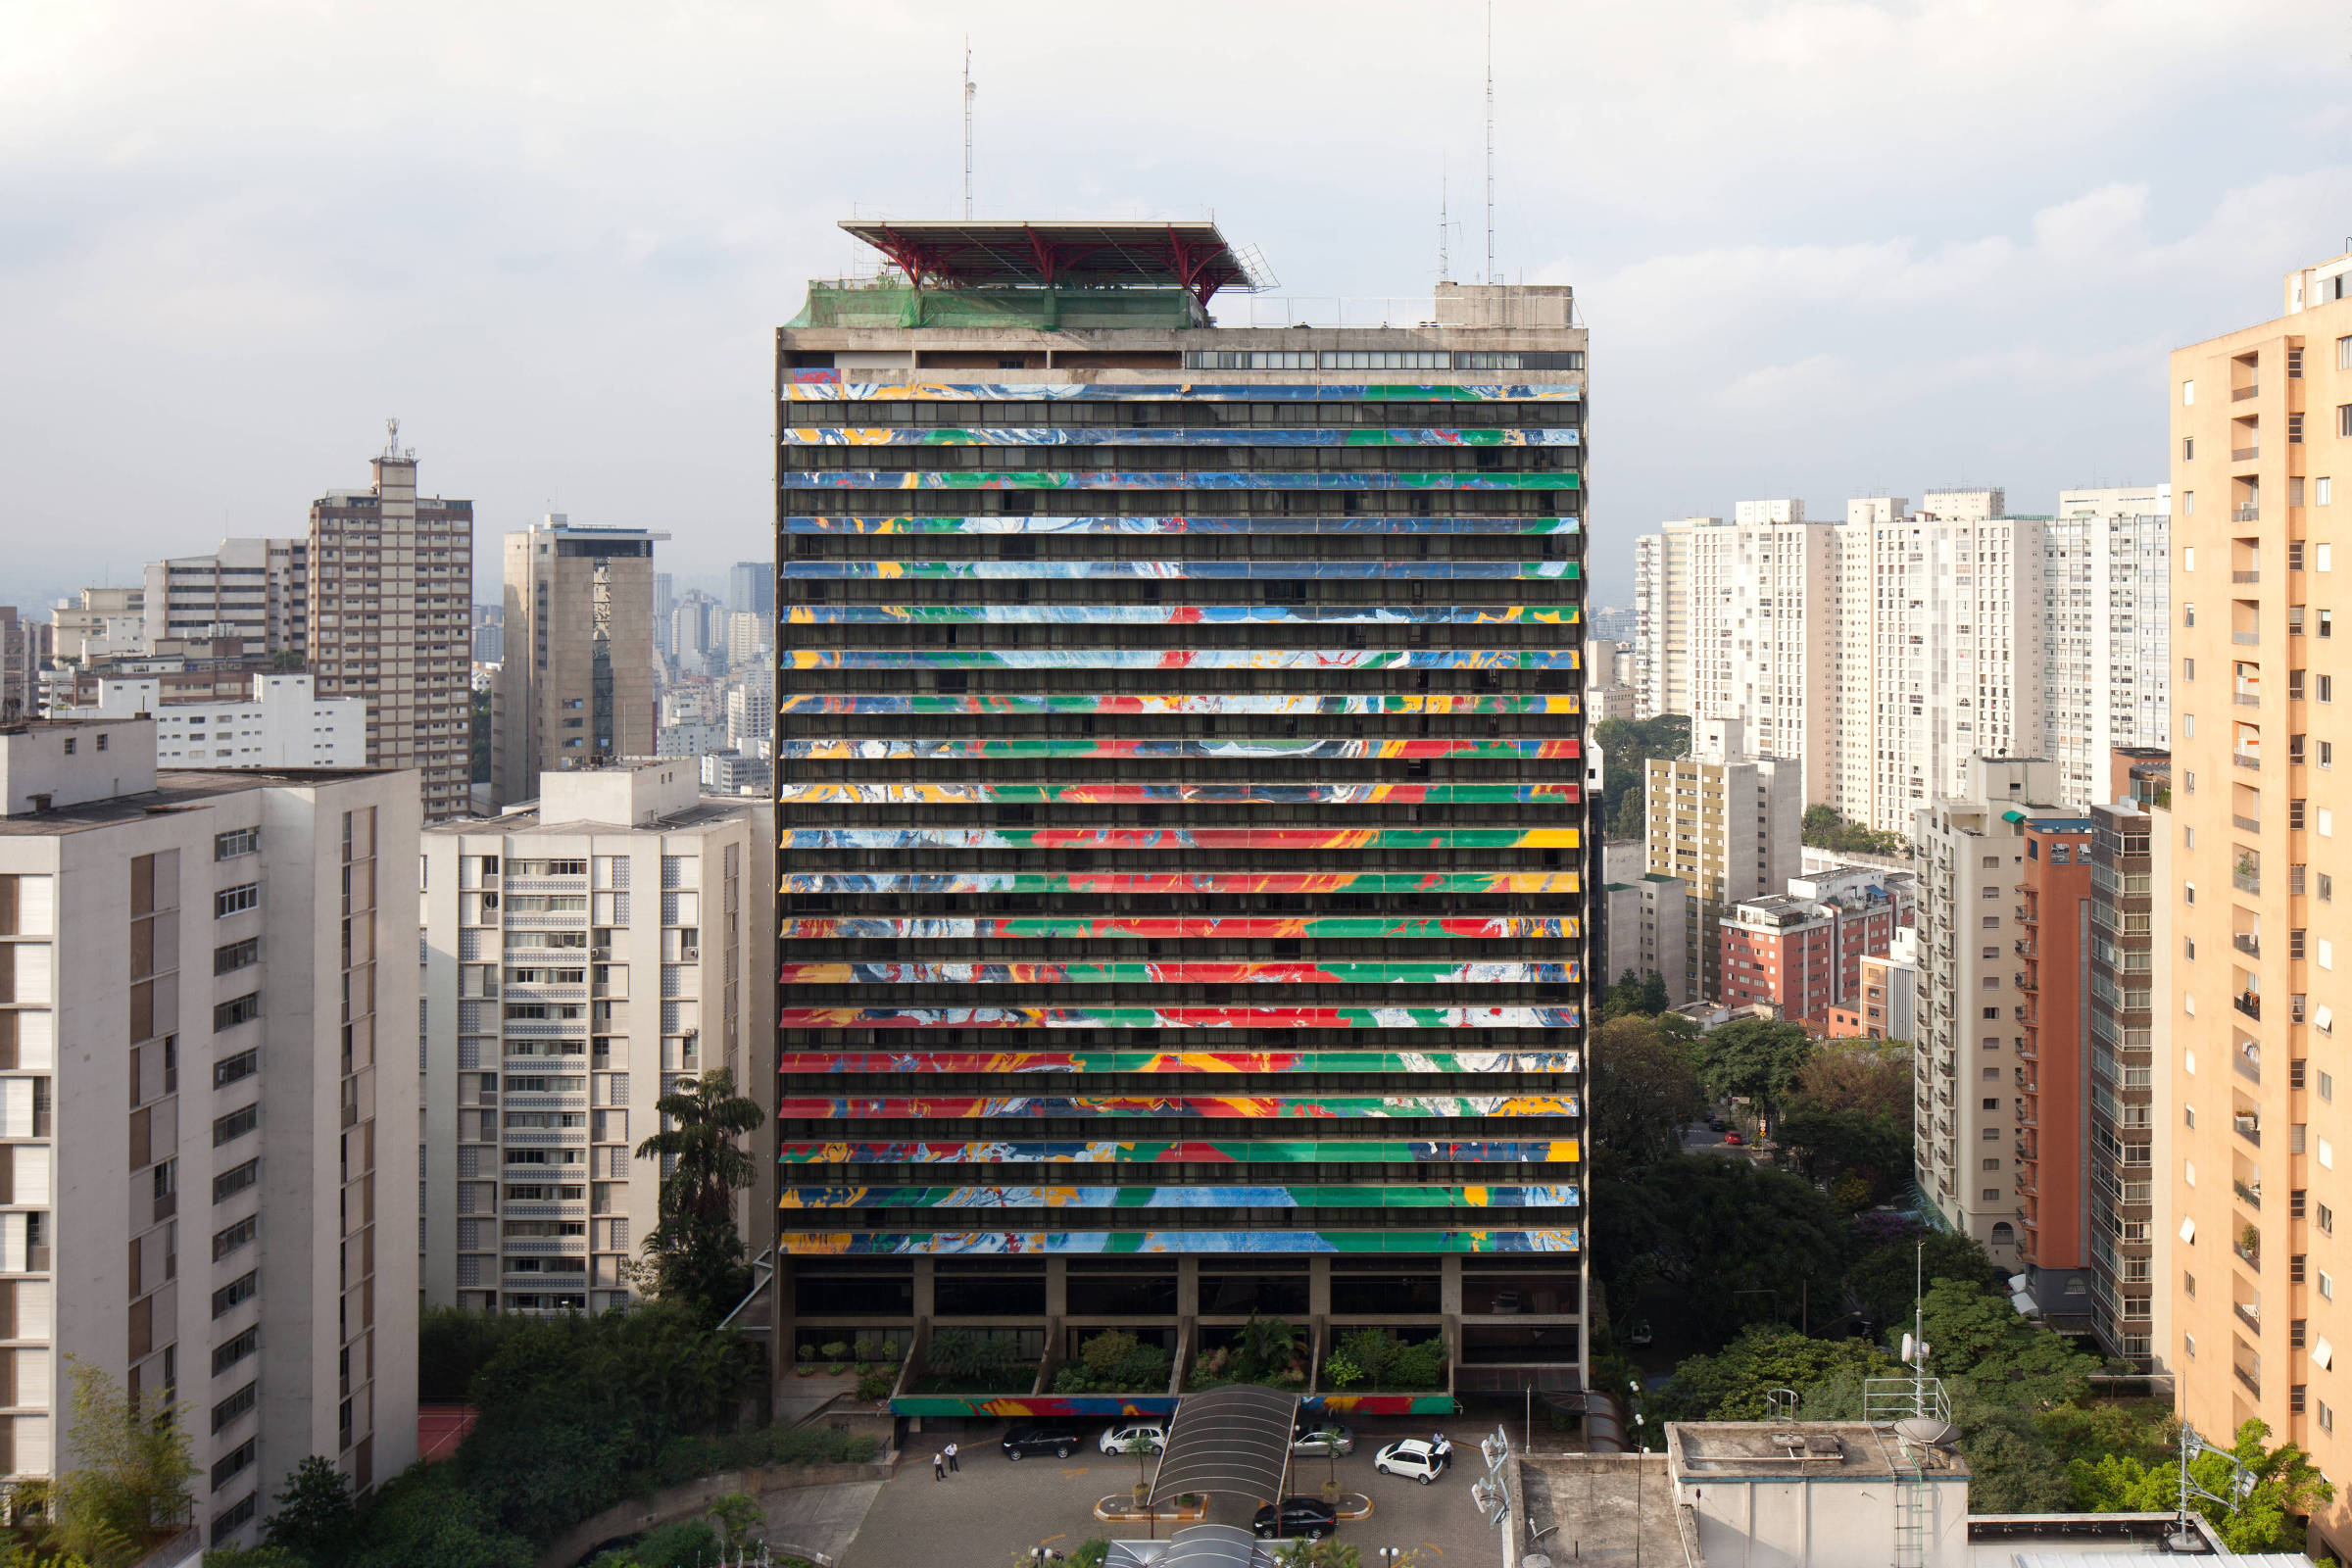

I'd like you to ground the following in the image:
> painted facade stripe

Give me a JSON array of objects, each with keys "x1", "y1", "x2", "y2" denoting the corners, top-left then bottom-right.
[
  {"x1": 780, "y1": 379, "x2": 1580, "y2": 403},
  {"x1": 775, "y1": 695, "x2": 1581, "y2": 715},
  {"x1": 780, "y1": 471, "x2": 1578, "y2": 493},
  {"x1": 779, "y1": 872, "x2": 1583, "y2": 894},
  {"x1": 775, "y1": 1138, "x2": 1583, "y2": 1164},
  {"x1": 775, "y1": 1228, "x2": 1581, "y2": 1254},
  {"x1": 775, "y1": 917, "x2": 1583, "y2": 940},
  {"x1": 775, "y1": 963, "x2": 1580, "y2": 986},
  {"x1": 773, "y1": 1006, "x2": 1583, "y2": 1030},
  {"x1": 776, "y1": 1184, "x2": 1580, "y2": 1209},
  {"x1": 775, "y1": 559, "x2": 1583, "y2": 578},
  {"x1": 772, "y1": 785, "x2": 1582, "y2": 805},
  {"x1": 783, "y1": 648, "x2": 1578, "y2": 669},
  {"x1": 779, "y1": 517, "x2": 1582, "y2": 537},
  {"x1": 775, "y1": 738, "x2": 1581, "y2": 760},
  {"x1": 779, "y1": 828, "x2": 1581, "y2": 851},
  {"x1": 774, "y1": 1050, "x2": 1581, "y2": 1073},
  {"x1": 781, "y1": 425, "x2": 1579, "y2": 448},
  {"x1": 774, "y1": 1095, "x2": 1580, "y2": 1119}
]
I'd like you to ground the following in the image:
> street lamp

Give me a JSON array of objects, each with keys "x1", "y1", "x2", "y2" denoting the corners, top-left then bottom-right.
[{"x1": 1378, "y1": 1549, "x2": 1411, "y2": 1568}]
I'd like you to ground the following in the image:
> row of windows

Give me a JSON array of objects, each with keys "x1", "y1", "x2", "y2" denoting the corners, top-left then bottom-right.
[
  {"x1": 785, "y1": 390, "x2": 1580, "y2": 425},
  {"x1": 782, "y1": 533, "x2": 1581, "y2": 560},
  {"x1": 1179, "y1": 351, "x2": 1584, "y2": 372},
  {"x1": 781, "y1": 447, "x2": 1580, "y2": 474},
  {"x1": 781, "y1": 490, "x2": 1579, "y2": 516}
]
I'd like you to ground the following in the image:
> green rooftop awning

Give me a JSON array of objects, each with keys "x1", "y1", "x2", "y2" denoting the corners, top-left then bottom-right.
[{"x1": 2002, "y1": 809, "x2": 2028, "y2": 823}]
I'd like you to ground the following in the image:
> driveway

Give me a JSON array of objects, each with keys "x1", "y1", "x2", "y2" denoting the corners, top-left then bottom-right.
[{"x1": 841, "y1": 1417, "x2": 1502, "y2": 1567}]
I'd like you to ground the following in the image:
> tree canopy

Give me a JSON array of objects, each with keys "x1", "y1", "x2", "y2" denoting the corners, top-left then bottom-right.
[
  {"x1": 1596, "y1": 1155, "x2": 1848, "y2": 1342},
  {"x1": 634, "y1": 1067, "x2": 765, "y2": 1319},
  {"x1": 1657, "y1": 1326, "x2": 1895, "y2": 1421},
  {"x1": 1593, "y1": 714, "x2": 1690, "y2": 840},
  {"x1": 1689, "y1": 1018, "x2": 1817, "y2": 1127},
  {"x1": 1801, "y1": 804, "x2": 1909, "y2": 858},
  {"x1": 2072, "y1": 1420, "x2": 2332, "y2": 1553},
  {"x1": 1585, "y1": 1015, "x2": 1708, "y2": 1172}
]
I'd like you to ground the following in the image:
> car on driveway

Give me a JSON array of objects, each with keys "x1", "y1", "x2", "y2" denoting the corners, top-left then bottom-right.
[
  {"x1": 1291, "y1": 1421, "x2": 1354, "y2": 1456},
  {"x1": 1723, "y1": 1131, "x2": 1744, "y2": 1146},
  {"x1": 1375, "y1": 1437, "x2": 1451, "y2": 1484},
  {"x1": 1001, "y1": 1426, "x2": 1079, "y2": 1460},
  {"x1": 1098, "y1": 1422, "x2": 1166, "y2": 1455},
  {"x1": 1251, "y1": 1496, "x2": 1338, "y2": 1540}
]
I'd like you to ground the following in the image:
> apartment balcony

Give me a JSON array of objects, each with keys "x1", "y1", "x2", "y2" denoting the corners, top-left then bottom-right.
[
  {"x1": 2234, "y1": 381, "x2": 2261, "y2": 402},
  {"x1": 2234, "y1": 1051, "x2": 2262, "y2": 1085},
  {"x1": 2235, "y1": 1234, "x2": 2263, "y2": 1269},
  {"x1": 2235, "y1": 992, "x2": 2263, "y2": 1021},
  {"x1": 503, "y1": 1092, "x2": 589, "y2": 1112},
  {"x1": 2235, "y1": 1301, "x2": 2264, "y2": 1334},
  {"x1": 2236, "y1": 1112, "x2": 2263, "y2": 1147},
  {"x1": 2234, "y1": 933, "x2": 2263, "y2": 958},
  {"x1": 2234, "y1": 630, "x2": 2262, "y2": 647},
  {"x1": 2234, "y1": 1179, "x2": 2264, "y2": 1208},
  {"x1": 500, "y1": 1200, "x2": 589, "y2": 1221},
  {"x1": 2235, "y1": 570, "x2": 2263, "y2": 585},
  {"x1": 2016, "y1": 971, "x2": 2038, "y2": 993},
  {"x1": 2235, "y1": 506, "x2": 2263, "y2": 523},
  {"x1": 2234, "y1": 814, "x2": 2264, "y2": 833},
  {"x1": 502, "y1": 1238, "x2": 589, "y2": 1257},
  {"x1": 504, "y1": 983, "x2": 587, "y2": 1004},
  {"x1": 2014, "y1": 939, "x2": 2037, "y2": 958},
  {"x1": 2235, "y1": 693, "x2": 2263, "y2": 707},
  {"x1": 2235, "y1": 1365, "x2": 2262, "y2": 1398},
  {"x1": 2234, "y1": 749, "x2": 2263, "y2": 767},
  {"x1": 2233, "y1": 447, "x2": 2262, "y2": 464}
]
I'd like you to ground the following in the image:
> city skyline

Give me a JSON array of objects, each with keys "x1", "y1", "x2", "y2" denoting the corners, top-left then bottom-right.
[{"x1": 7, "y1": 1, "x2": 2332, "y2": 608}]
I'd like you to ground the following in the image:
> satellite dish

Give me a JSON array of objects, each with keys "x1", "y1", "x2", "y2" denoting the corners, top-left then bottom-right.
[
  {"x1": 1899, "y1": 1334, "x2": 1914, "y2": 1362},
  {"x1": 1894, "y1": 1416, "x2": 1961, "y2": 1448}
]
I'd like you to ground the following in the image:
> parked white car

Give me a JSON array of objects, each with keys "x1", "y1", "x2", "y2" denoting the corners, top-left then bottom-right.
[
  {"x1": 1099, "y1": 1422, "x2": 1167, "y2": 1455},
  {"x1": 1375, "y1": 1438, "x2": 1451, "y2": 1485}
]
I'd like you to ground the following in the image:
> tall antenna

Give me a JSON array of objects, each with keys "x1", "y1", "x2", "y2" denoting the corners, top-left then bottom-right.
[
  {"x1": 1484, "y1": 0, "x2": 1495, "y2": 284},
  {"x1": 1439, "y1": 164, "x2": 1451, "y2": 282},
  {"x1": 962, "y1": 38, "x2": 976, "y2": 220}
]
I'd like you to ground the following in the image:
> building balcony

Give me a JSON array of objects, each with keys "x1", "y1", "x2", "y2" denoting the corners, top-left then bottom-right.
[
  {"x1": 2235, "y1": 1364, "x2": 2262, "y2": 1398},
  {"x1": 2234, "y1": 1179, "x2": 2264, "y2": 1208},
  {"x1": 2235, "y1": 1235, "x2": 2262, "y2": 1269},
  {"x1": 2235, "y1": 506, "x2": 2263, "y2": 522},
  {"x1": 2235, "y1": 992, "x2": 2263, "y2": 1021},
  {"x1": 2235, "y1": 693, "x2": 2263, "y2": 708},
  {"x1": 2235, "y1": 1301, "x2": 2263, "y2": 1334},
  {"x1": 2236, "y1": 1112, "x2": 2263, "y2": 1146},
  {"x1": 2016, "y1": 971, "x2": 2038, "y2": 993},
  {"x1": 2234, "y1": 447, "x2": 2262, "y2": 464},
  {"x1": 2233, "y1": 381, "x2": 2261, "y2": 402},
  {"x1": 2234, "y1": 814, "x2": 2264, "y2": 833},
  {"x1": 2234, "y1": 933, "x2": 2262, "y2": 958},
  {"x1": 2235, "y1": 570, "x2": 2263, "y2": 584}
]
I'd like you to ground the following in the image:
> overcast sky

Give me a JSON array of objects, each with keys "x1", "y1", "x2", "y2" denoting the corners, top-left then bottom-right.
[{"x1": 4, "y1": 0, "x2": 2344, "y2": 611}]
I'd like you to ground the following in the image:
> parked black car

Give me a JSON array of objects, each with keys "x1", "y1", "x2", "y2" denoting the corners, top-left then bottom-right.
[
  {"x1": 1001, "y1": 1426, "x2": 1079, "y2": 1460},
  {"x1": 1251, "y1": 1496, "x2": 1338, "y2": 1540}
]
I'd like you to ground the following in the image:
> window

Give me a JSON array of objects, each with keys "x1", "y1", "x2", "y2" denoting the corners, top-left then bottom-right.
[
  {"x1": 212, "y1": 1215, "x2": 258, "y2": 1261},
  {"x1": 2184, "y1": 380, "x2": 2196, "y2": 406},
  {"x1": 2183, "y1": 437, "x2": 2194, "y2": 461},
  {"x1": 213, "y1": 1049, "x2": 257, "y2": 1090},
  {"x1": 2322, "y1": 1202, "x2": 2336, "y2": 1236},
  {"x1": 2184, "y1": 659, "x2": 2195, "y2": 683},
  {"x1": 209, "y1": 1382, "x2": 257, "y2": 1435},
  {"x1": 61, "y1": 739, "x2": 74, "y2": 756},
  {"x1": 1983, "y1": 1157, "x2": 2001, "y2": 1171},
  {"x1": 212, "y1": 1158, "x2": 260, "y2": 1204},
  {"x1": 2326, "y1": 741, "x2": 2336, "y2": 768},
  {"x1": 2184, "y1": 1272, "x2": 2196, "y2": 1298},
  {"x1": 2327, "y1": 610, "x2": 2337, "y2": 639},
  {"x1": 213, "y1": 828, "x2": 258, "y2": 860},
  {"x1": 214, "y1": 884, "x2": 258, "y2": 919},
  {"x1": 2324, "y1": 872, "x2": 2336, "y2": 903},
  {"x1": 2324, "y1": 675, "x2": 2335, "y2": 703},
  {"x1": 1984, "y1": 1006, "x2": 2000, "y2": 1020},
  {"x1": 2184, "y1": 603, "x2": 2197, "y2": 628},
  {"x1": 211, "y1": 1325, "x2": 259, "y2": 1377},
  {"x1": 213, "y1": 938, "x2": 258, "y2": 976},
  {"x1": 212, "y1": 1270, "x2": 257, "y2": 1319},
  {"x1": 2339, "y1": 334, "x2": 2351, "y2": 370},
  {"x1": 2322, "y1": 477, "x2": 2334, "y2": 507},
  {"x1": 212, "y1": 994, "x2": 259, "y2": 1032},
  {"x1": 2327, "y1": 1271, "x2": 2338, "y2": 1301},
  {"x1": 212, "y1": 1104, "x2": 257, "y2": 1148},
  {"x1": 211, "y1": 1436, "x2": 257, "y2": 1490},
  {"x1": 2326, "y1": 1402, "x2": 2337, "y2": 1436},
  {"x1": 2325, "y1": 543, "x2": 2337, "y2": 570}
]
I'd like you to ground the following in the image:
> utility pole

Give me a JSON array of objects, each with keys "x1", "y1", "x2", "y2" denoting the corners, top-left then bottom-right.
[{"x1": 962, "y1": 38, "x2": 976, "y2": 219}]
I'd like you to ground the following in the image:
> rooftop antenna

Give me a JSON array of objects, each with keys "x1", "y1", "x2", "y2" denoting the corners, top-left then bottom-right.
[
  {"x1": 1439, "y1": 162, "x2": 1451, "y2": 282},
  {"x1": 962, "y1": 38, "x2": 976, "y2": 220},
  {"x1": 1484, "y1": 0, "x2": 1495, "y2": 284},
  {"x1": 383, "y1": 417, "x2": 400, "y2": 459}
]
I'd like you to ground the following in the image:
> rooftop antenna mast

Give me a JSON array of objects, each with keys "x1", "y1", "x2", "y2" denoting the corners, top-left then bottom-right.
[
  {"x1": 962, "y1": 38, "x2": 976, "y2": 220},
  {"x1": 1439, "y1": 164, "x2": 1451, "y2": 282},
  {"x1": 1484, "y1": 0, "x2": 1495, "y2": 284}
]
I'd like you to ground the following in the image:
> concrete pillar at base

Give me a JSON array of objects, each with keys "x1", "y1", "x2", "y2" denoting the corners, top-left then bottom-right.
[
  {"x1": 1046, "y1": 1256, "x2": 1069, "y2": 1319},
  {"x1": 1176, "y1": 1256, "x2": 1201, "y2": 1318}
]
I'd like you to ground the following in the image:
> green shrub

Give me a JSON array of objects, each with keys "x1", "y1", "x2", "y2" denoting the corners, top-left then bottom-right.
[
  {"x1": 1054, "y1": 1331, "x2": 1173, "y2": 1393},
  {"x1": 857, "y1": 1367, "x2": 896, "y2": 1401},
  {"x1": 591, "y1": 1518, "x2": 718, "y2": 1568},
  {"x1": 818, "y1": 1342, "x2": 849, "y2": 1360}
]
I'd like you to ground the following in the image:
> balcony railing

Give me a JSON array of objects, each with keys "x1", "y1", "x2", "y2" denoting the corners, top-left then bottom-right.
[
  {"x1": 2235, "y1": 1365, "x2": 2263, "y2": 1397},
  {"x1": 2235, "y1": 1301, "x2": 2264, "y2": 1333},
  {"x1": 2234, "y1": 382, "x2": 2261, "y2": 401},
  {"x1": 2235, "y1": 570, "x2": 2263, "y2": 583},
  {"x1": 2235, "y1": 632, "x2": 2262, "y2": 646},
  {"x1": 2235, "y1": 933, "x2": 2263, "y2": 957},
  {"x1": 2234, "y1": 447, "x2": 2262, "y2": 463},
  {"x1": 2235, "y1": 692, "x2": 2263, "y2": 707},
  {"x1": 2235, "y1": 1236, "x2": 2262, "y2": 1268},
  {"x1": 2234, "y1": 1053, "x2": 2262, "y2": 1085},
  {"x1": 2235, "y1": 1179, "x2": 2264, "y2": 1207},
  {"x1": 2016, "y1": 971, "x2": 2038, "y2": 993},
  {"x1": 2235, "y1": 506, "x2": 2263, "y2": 522},
  {"x1": 2236, "y1": 1114, "x2": 2263, "y2": 1146},
  {"x1": 2234, "y1": 814, "x2": 2263, "y2": 832},
  {"x1": 2236, "y1": 992, "x2": 2263, "y2": 1020}
]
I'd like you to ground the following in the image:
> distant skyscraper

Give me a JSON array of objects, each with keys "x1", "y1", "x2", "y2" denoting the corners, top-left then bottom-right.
[
  {"x1": 727, "y1": 561, "x2": 774, "y2": 617},
  {"x1": 652, "y1": 572, "x2": 675, "y2": 659},
  {"x1": 492, "y1": 514, "x2": 666, "y2": 807},
  {"x1": 1642, "y1": 716, "x2": 1803, "y2": 1001},
  {"x1": 472, "y1": 604, "x2": 503, "y2": 665},
  {"x1": 306, "y1": 428, "x2": 475, "y2": 819}
]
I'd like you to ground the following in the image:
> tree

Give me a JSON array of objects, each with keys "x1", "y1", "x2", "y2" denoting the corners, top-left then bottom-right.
[
  {"x1": 1793, "y1": 1040, "x2": 1913, "y2": 1123},
  {"x1": 50, "y1": 1358, "x2": 197, "y2": 1568},
  {"x1": 1949, "y1": 1393, "x2": 2076, "y2": 1512},
  {"x1": 2072, "y1": 1419, "x2": 2332, "y2": 1551},
  {"x1": 1595, "y1": 1155, "x2": 1848, "y2": 1344},
  {"x1": 1586, "y1": 1015, "x2": 1707, "y2": 1171},
  {"x1": 1842, "y1": 1229, "x2": 2003, "y2": 1337},
  {"x1": 1773, "y1": 1104, "x2": 1909, "y2": 1201},
  {"x1": 707, "y1": 1493, "x2": 763, "y2": 1556},
  {"x1": 1917, "y1": 1278, "x2": 2102, "y2": 1407},
  {"x1": 1656, "y1": 1327, "x2": 1895, "y2": 1421},
  {"x1": 634, "y1": 1067, "x2": 765, "y2": 1318},
  {"x1": 261, "y1": 1456, "x2": 355, "y2": 1566},
  {"x1": 1689, "y1": 1018, "x2": 1815, "y2": 1129},
  {"x1": 1801, "y1": 805, "x2": 1909, "y2": 858}
]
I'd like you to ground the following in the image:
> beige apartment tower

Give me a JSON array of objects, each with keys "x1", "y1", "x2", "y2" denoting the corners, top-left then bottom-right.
[
  {"x1": 2170, "y1": 251, "x2": 2352, "y2": 1558},
  {"x1": 1643, "y1": 717, "x2": 1803, "y2": 1002},
  {"x1": 307, "y1": 427, "x2": 475, "y2": 820},
  {"x1": 492, "y1": 516, "x2": 665, "y2": 808}
]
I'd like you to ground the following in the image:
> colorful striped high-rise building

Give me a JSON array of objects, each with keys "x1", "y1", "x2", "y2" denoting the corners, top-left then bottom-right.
[{"x1": 770, "y1": 220, "x2": 1592, "y2": 1414}]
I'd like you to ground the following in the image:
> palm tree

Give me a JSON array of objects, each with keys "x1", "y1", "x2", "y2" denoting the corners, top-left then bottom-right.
[{"x1": 634, "y1": 1067, "x2": 764, "y2": 1317}]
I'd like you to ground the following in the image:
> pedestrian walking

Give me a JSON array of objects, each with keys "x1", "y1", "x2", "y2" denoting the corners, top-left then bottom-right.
[
  {"x1": 932, "y1": 1450, "x2": 946, "y2": 1481},
  {"x1": 945, "y1": 1440, "x2": 960, "y2": 1472}
]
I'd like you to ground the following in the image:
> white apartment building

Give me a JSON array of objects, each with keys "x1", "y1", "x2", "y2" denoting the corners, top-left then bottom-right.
[
  {"x1": 142, "y1": 539, "x2": 309, "y2": 656},
  {"x1": 0, "y1": 717, "x2": 417, "y2": 1549},
  {"x1": 49, "y1": 588, "x2": 147, "y2": 664},
  {"x1": 66, "y1": 675, "x2": 367, "y2": 770},
  {"x1": 1832, "y1": 511, "x2": 2045, "y2": 835},
  {"x1": 724, "y1": 667, "x2": 774, "y2": 757},
  {"x1": 2041, "y1": 486, "x2": 2172, "y2": 808},
  {"x1": 1643, "y1": 717, "x2": 1804, "y2": 1002},
  {"x1": 1632, "y1": 522, "x2": 1703, "y2": 720},
  {"x1": 419, "y1": 762, "x2": 774, "y2": 1314},
  {"x1": 1913, "y1": 756, "x2": 2063, "y2": 1267}
]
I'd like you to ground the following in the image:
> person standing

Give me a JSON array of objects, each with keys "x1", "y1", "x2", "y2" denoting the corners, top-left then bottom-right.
[
  {"x1": 933, "y1": 1450, "x2": 946, "y2": 1481},
  {"x1": 1432, "y1": 1431, "x2": 1452, "y2": 1467},
  {"x1": 946, "y1": 1440, "x2": 960, "y2": 1473}
]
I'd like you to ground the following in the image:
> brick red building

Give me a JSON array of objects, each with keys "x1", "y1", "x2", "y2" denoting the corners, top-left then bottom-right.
[{"x1": 1717, "y1": 866, "x2": 1916, "y2": 1022}]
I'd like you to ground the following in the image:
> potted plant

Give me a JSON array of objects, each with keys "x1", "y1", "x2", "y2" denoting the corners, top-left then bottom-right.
[{"x1": 797, "y1": 1345, "x2": 816, "y2": 1378}]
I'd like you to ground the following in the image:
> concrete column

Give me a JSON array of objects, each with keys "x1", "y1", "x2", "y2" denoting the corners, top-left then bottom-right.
[
  {"x1": 1308, "y1": 1257, "x2": 1332, "y2": 1318},
  {"x1": 1441, "y1": 1256, "x2": 1464, "y2": 1316},
  {"x1": 912, "y1": 1258, "x2": 936, "y2": 1329},
  {"x1": 1176, "y1": 1257, "x2": 1201, "y2": 1317},
  {"x1": 1045, "y1": 1257, "x2": 1068, "y2": 1318}
]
